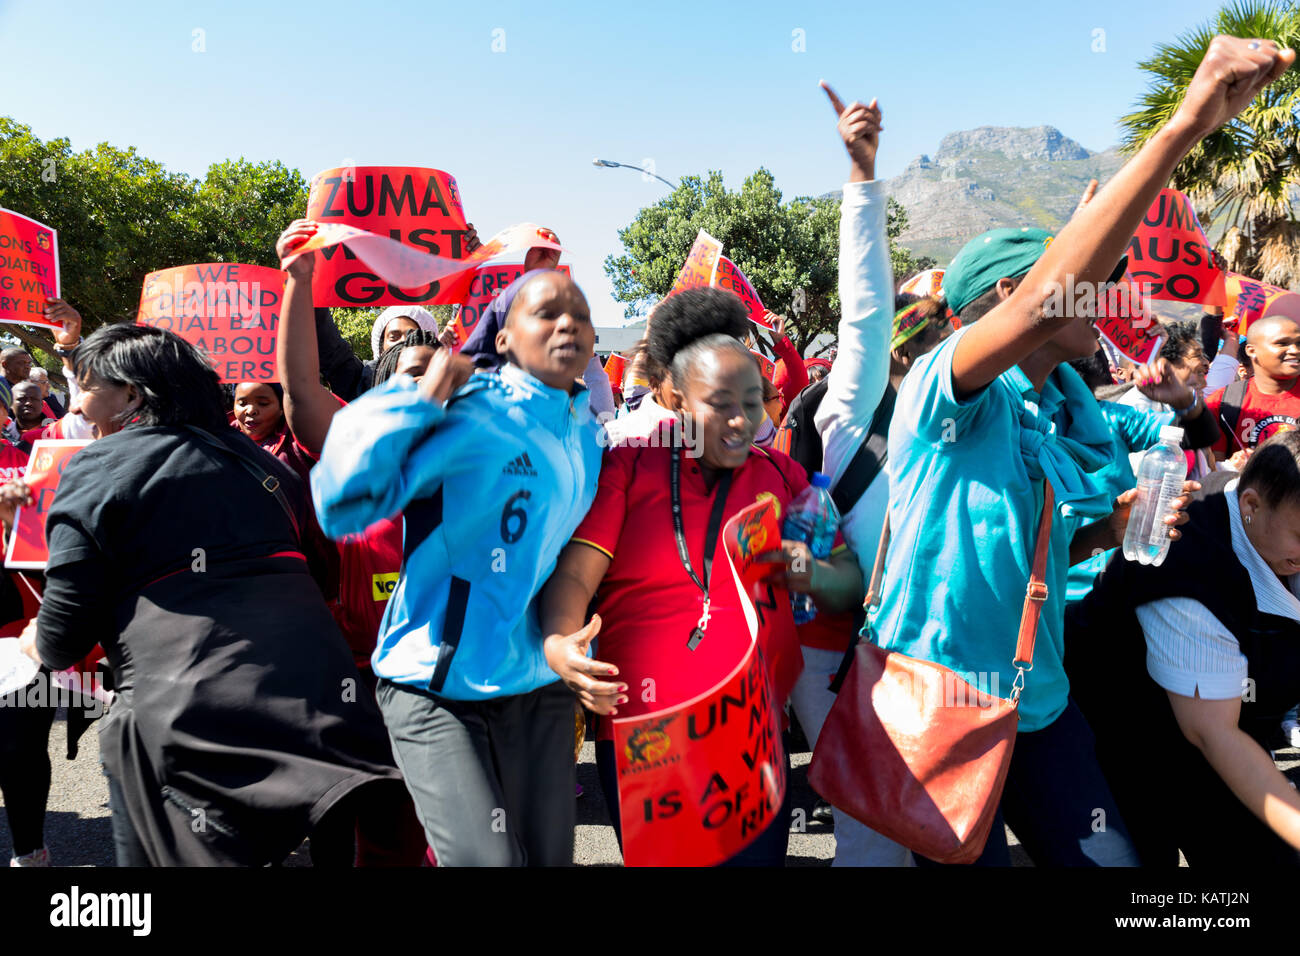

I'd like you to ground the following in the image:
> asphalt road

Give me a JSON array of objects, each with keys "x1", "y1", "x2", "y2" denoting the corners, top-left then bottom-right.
[{"x1": 4, "y1": 710, "x2": 1297, "y2": 867}]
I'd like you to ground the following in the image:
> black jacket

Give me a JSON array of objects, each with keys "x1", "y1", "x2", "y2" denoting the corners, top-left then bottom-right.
[{"x1": 37, "y1": 425, "x2": 401, "y2": 865}]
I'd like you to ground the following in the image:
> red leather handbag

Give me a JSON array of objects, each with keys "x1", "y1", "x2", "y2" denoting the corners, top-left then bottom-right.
[{"x1": 808, "y1": 485, "x2": 1054, "y2": 864}]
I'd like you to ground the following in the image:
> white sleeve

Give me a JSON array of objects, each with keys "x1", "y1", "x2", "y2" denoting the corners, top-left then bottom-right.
[
  {"x1": 1136, "y1": 598, "x2": 1249, "y2": 700},
  {"x1": 1205, "y1": 353, "x2": 1240, "y2": 394},
  {"x1": 814, "y1": 179, "x2": 893, "y2": 490},
  {"x1": 582, "y1": 354, "x2": 615, "y2": 418}
]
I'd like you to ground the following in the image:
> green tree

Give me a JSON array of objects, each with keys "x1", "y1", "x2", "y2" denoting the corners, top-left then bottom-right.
[
  {"x1": 604, "y1": 168, "x2": 926, "y2": 353},
  {"x1": 1119, "y1": 1, "x2": 1300, "y2": 285},
  {"x1": 0, "y1": 118, "x2": 311, "y2": 360}
]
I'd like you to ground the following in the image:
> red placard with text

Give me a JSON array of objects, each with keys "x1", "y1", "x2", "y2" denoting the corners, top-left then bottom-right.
[
  {"x1": 137, "y1": 263, "x2": 285, "y2": 383},
  {"x1": 305, "y1": 166, "x2": 471, "y2": 308},
  {"x1": 4, "y1": 440, "x2": 91, "y2": 570},
  {"x1": 0, "y1": 207, "x2": 61, "y2": 330},
  {"x1": 612, "y1": 497, "x2": 791, "y2": 866},
  {"x1": 716, "y1": 256, "x2": 769, "y2": 329},
  {"x1": 1225, "y1": 272, "x2": 1292, "y2": 335},
  {"x1": 1127, "y1": 188, "x2": 1226, "y2": 306},
  {"x1": 441, "y1": 263, "x2": 572, "y2": 347},
  {"x1": 1095, "y1": 276, "x2": 1164, "y2": 364}
]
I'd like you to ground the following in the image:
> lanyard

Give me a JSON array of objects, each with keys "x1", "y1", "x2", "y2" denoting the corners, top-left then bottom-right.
[{"x1": 669, "y1": 443, "x2": 733, "y2": 651}]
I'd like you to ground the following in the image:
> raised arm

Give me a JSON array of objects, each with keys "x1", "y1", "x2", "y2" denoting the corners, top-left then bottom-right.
[
  {"x1": 275, "y1": 220, "x2": 349, "y2": 456},
  {"x1": 311, "y1": 347, "x2": 471, "y2": 537},
  {"x1": 813, "y1": 82, "x2": 893, "y2": 487},
  {"x1": 950, "y1": 37, "x2": 1293, "y2": 397},
  {"x1": 765, "y1": 313, "x2": 808, "y2": 406}
]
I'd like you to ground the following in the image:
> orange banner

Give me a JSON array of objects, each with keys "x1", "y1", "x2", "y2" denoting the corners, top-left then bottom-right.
[
  {"x1": 0, "y1": 208, "x2": 61, "y2": 330},
  {"x1": 612, "y1": 497, "x2": 791, "y2": 867},
  {"x1": 441, "y1": 263, "x2": 571, "y2": 347},
  {"x1": 1225, "y1": 272, "x2": 1292, "y2": 335},
  {"x1": 4, "y1": 440, "x2": 91, "y2": 570},
  {"x1": 137, "y1": 263, "x2": 286, "y2": 383},
  {"x1": 901, "y1": 268, "x2": 943, "y2": 299},
  {"x1": 1127, "y1": 188, "x2": 1226, "y2": 306},
  {"x1": 668, "y1": 230, "x2": 722, "y2": 296},
  {"x1": 1095, "y1": 275, "x2": 1164, "y2": 364}
]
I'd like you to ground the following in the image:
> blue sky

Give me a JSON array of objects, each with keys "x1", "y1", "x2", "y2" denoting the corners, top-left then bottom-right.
[{"x1": 0, "y1": 0, "x2": 1228, "y2": 326}]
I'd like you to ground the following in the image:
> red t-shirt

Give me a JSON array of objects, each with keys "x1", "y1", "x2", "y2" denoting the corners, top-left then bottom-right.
[
  {"x1": 573, "y1": 433, "x2": 816, "y2": 740},
  {"x1": 1204, "y1": 378, "x2": 1300, "y2": 455},
  {"x1": 332, "y1": 516, "x2": 404, "y2": 665}
]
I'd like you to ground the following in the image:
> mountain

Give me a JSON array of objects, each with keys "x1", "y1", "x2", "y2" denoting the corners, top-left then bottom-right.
[{"x1": 874, "y1": 125, "x2": 1127, "y2": 266}]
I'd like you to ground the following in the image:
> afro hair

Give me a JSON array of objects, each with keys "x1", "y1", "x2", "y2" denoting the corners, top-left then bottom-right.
[{"x1": 645, "y1": 288, "x2": 750, "y2": 371}]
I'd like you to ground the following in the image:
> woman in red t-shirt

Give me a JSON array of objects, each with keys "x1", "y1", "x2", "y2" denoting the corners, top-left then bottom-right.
[{"x1": 540, "y1": 289, "x2": 863, "y2": 866}]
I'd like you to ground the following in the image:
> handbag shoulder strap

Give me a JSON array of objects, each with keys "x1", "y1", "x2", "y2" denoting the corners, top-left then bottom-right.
[
  {"x1": 184, "y1": 426, "x2": 302, "y2": 542},
  {"x1": 832, "y1": 483, "x2": 1056, "y2": 696},
  {"x1": 1012, "y1": 482, "x2": 1055, "y2": 674}
]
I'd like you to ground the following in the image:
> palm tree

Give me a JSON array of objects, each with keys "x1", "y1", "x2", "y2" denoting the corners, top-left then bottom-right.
[{"x1": 1120, "y1": 0, "x2": 1300, "y2": 286}]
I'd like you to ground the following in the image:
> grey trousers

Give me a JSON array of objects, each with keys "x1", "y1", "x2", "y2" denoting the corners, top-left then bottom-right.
[{"x1": 376, "y1": 677, "x2": 577, "y2": 866}]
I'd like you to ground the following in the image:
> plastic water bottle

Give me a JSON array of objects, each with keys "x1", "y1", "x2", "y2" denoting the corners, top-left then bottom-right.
[
  {"x1": 1122, "y1": 425, "x2": 1186, "y2": 567},
  {"x1": 782, "y1": 472, "x2": 840, "y2": 624}
]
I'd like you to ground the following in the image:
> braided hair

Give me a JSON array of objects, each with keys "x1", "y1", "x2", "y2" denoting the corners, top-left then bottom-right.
[{"x1": 373, "y1": 329, "x2": 441, "y2": 386}]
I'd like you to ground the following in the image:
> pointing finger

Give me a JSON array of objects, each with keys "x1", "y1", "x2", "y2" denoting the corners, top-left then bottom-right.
[{"x1": 820, "y1": 79, "x2": 847, "y2": 116}]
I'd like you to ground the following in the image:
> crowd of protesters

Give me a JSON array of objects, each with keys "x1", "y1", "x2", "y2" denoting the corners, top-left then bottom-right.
[{"x1": 2, "y1": 34, "x2": 1300, "y2": 868}]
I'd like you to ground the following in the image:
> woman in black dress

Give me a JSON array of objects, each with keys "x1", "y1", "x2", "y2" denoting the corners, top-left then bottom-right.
[{"x1": 15, "y1": 324, "x2": 404, "y2": 866}]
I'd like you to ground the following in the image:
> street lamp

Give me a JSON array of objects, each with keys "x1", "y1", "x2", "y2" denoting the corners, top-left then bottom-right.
[{"x1": 592, "y1": 158, "x2": 674, "y2": 189}]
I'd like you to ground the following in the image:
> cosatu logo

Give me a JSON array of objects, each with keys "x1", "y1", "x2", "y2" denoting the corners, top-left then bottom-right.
[
  {"x1": 737, "y1": 494, "x2": 778, "y2": 560},
  {"x1": 625, "y1": 716, "x2": 675, "y2": 765},
  {"x1": 372, "y1": 572, "x2": 399, "y2": 601}
]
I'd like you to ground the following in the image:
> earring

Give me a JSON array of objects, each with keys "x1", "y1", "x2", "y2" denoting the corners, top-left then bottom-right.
[{"x1": 1245, "y1": 515, "x2": 1253, "y2": 524}]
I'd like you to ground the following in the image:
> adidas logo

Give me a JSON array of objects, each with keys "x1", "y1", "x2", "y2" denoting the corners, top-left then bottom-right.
[{"x1": 502, "y1": 452, "x2": 538, "y2": 477}]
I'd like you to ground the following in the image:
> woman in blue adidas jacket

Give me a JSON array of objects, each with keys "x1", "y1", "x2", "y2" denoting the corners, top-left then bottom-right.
[{"x1": 308, "y1": 249, "x2": 606, "y2": 866}]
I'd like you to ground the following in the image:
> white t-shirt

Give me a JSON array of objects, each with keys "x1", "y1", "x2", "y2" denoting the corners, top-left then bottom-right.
[{"x1": 1136, "y1": 479, "x2": 1300, "y2": 700}]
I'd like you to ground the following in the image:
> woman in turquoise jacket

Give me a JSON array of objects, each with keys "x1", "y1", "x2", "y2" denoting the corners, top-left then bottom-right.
[{"x1": 302, "y1": 224, "x2": 605, "y2": 866}]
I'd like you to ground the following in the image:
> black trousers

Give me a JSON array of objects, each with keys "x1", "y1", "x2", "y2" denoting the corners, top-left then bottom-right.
[{"x1": 0, "y1": 674, "x2": 58, "y2": 857}]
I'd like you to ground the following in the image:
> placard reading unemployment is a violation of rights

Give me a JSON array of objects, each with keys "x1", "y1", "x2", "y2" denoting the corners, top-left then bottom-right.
[
  {"x1": 612, "y1": 497, "x2": 791, "y2": 867},
  {"x1": 136, "y1": 263, "x2": 286, "y2": 383},
  {"x1": 0, "y1": 207, "x2": 61, "y2": 330}
]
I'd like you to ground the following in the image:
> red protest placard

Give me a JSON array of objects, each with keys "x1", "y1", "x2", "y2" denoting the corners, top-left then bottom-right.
[
  {"x1": 1225, "y1": 272, "x2": 1293, "y2": 335},
  {"x1": 0, "y1": 208, "x2": 61, "y2": 330},
  {"x1": 4, "y1": 440, "x2": 91, "y2": 570},
  {"x1": 604, "y1": 353, "x2": 627, "y2": 388},
  {"x1": 669, "y1": 230, "x2": 723, "y2": 296},
  {"x1": 137, "y1": 264, "x2": 285, "y2": 383},
  {"x1": 612, "y1": 641, "x2": 784, "y2": 867},
  {"x1": 306, "y1": 167, "x2": 471, "y2": 308},
  {"x1": 715, "y1": 256, "x2": 769, "y2": 329},
  {"x1": 724, "y1": 494, "x2": 801, "y2": 707},
  {"x1": 1127, "y1": 188, "x2": 1226, "y2": 306},
  {"x1": 612, "y1": 497, "x2": 791, "y2": 867},
  {"x1": 1096, "y1": 276, "x2": 1164, "y2": 364},
  {"x1": 441, "y1": 263, "x2": 572, "y2": 347}
]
